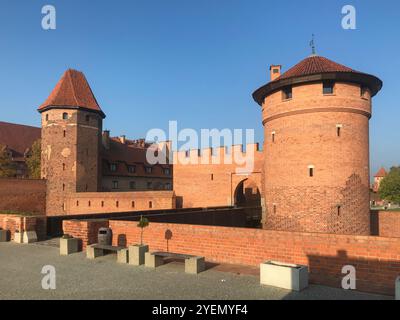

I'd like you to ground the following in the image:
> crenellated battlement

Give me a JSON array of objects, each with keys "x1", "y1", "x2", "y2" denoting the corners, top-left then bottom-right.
[{"x1": 172, "y1": 143, "x2": 262, "y2": 166}]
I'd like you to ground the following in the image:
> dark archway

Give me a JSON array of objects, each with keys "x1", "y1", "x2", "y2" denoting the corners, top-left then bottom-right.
[{"x1": 234, "y1": 179, "x2": 262, "y2": 228}]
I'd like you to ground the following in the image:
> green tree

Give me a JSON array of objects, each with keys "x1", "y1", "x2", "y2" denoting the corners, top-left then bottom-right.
[
  {"x1": 0, "y1": 144, "x2": 16, "y2": 177},
  {"x1": 379, "y1": 166, "x2": 400, "y2": 204},
  {"x1": 137, "y1": 215, "x2": 149, "y2": 245},
  {"x1": 26, "y1": 139, "x2": 41, "y2": 179}
]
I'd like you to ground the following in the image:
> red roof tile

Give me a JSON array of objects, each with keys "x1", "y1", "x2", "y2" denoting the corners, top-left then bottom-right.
[
  {"x1": 38, "y1": 69, "x2": 105, "y2": 117},
  {"x1": 374, "y1": 167, "x2": 387, "y2": 178},
  {"x1": 0, "y1": 122, "x2": 41, "y2": 159},
  {"x1": 275, "y1": 55, "x2": 357, "y2": 81}
]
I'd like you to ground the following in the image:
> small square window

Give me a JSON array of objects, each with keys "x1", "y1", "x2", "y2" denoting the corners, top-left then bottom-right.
[
  {"x1": 110, "y1": 164, "x2": 117, "y2": 172},
  {"x1": 165, "y1": 183, "x2": 171, "y2": 190},
  {"x1": 147, "y1": 182, "x2": 153, "y2": 189},
  {"x1": 128, "y1": 165, "x2": 136, "y2": 173},
  {"x1": 145, "y1": 167, "x2": 153, "y2": 174},
  {"x1": 62, "y1": 113, "x2": 68, "y2": 120},
  {"x1": 282, "y1": 87, "x2": 292, "y2": 100},
  {"x1": 323, "y1": 81, "x2": 335, "y2": 95},
  {"x1": 129, "y1": 181, "x2": 136, "y2": 189},
  {"x1": 164, "y1": 168, "x2": 171, "y2": 175},
  {"x1": 112, "y1": 181, "x2": 119, "y2": 189}
]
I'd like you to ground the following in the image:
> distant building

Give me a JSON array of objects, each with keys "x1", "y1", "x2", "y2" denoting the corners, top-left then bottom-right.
[
  {"x1": 0, "y1": 121, "x2": 41, "y2": 178},
  {"x1": 372, "y1": 167, "x2": 387, "y2": 193}
]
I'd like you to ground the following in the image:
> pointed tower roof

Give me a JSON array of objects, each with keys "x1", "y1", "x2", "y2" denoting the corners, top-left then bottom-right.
[
  {"x1": 38, "y1": 69, "x2": 106, "y2": 118},
  {"x1": 374, "y1": 167, "x2": 387, "y2": 178},
  {"x1": 253, "y1": 55, "x2": 383, "y2": 105}
]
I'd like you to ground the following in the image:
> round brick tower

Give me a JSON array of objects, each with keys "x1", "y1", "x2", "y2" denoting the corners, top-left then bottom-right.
[{"x1": 253, "y1": 55, "x2": 382, "y2": 235}]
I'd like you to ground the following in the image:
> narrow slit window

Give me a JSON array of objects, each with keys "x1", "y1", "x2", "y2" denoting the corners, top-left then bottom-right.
[
  {"x1": 116, "y1": 201, "x2": 119, "y2": 208},
  {"x1": 132, "y1": 201, "x2": 135, "y2": 208},
  {"x1": 272, "y1": 131, "x2": 276, "y2": 143},
  {"x1": 273, "y1": 204, "x2": 277, "y2": 214},
  {"x1": 149, "y1": 201, "x2": 153, "y2": 209},
  {"x1": 88, "y1": 201, "x2": 91, "y2": 207},
  {"x1": 63, "y1": 163, "x2": 66, "y2": 171},
  {"x1": 63, "y1": 130, "x2": 66, "y2": 137},
  {"x1": 336, "y1": 124, "x2": 343, "y2": 137},
  {"x1": 45, "y1": 114, "x2": 49, "y2": 121},
  {"x1": 62, "y1": 112, "x2": 68, "y2": 120},
  {"x1": 308, "y1": 166, "x2": 315, "y2": 177},
  {"x1": 62, "y1": 184, "x2": 65, "y2": 191},
  {"x1": 101, "y1": 201, "x2": 104, "y2": 207},
  {"x1": 337, "y1": 205, "x2": 341, "y2": 216},
  {"x1": 211, "y1": 174, "x2": 214, "y2": 181},
  {"x1": 76, "y1": 201, "x2": 79, "y2": 207}
]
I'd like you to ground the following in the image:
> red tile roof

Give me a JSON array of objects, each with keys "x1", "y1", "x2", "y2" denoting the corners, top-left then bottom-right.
[
  {"x1": 0, "y1": 122, "x2": 41, "y2": 160},
  {"x1": 374, "y1": 167, "x2": 387, "y2": 178},
  {"x1": 274, "y1": 55, "x2": 357, "y2": 81},
  {"x1": 38, "y1": 69, "x2": 105, "y2": 118}
]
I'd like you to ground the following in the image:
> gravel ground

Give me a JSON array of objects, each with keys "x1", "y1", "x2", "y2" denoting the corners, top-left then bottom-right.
[{"x1": 0, "y1": 242, "x2": 392, "y2": 300}]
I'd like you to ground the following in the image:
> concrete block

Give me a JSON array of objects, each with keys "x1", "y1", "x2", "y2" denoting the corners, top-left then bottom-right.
[
  {"x1": 86, "y1": 245, "x2": 104, "y2": 259},
  {"x1": 260, "y1": 261, "x2": 309, "y2": 291},
  {"x1": 0, "y1": 230, "x2": 9, "y2": 242},
  {"x1": 23, "y1": 231, "x2": 38, "y2": 244},
  {"x1": 185, "y1": 256, "x2": 205, "y2": 274},
  {"x1": 145, "y1": 252, "x2": 164, "y2": 268},
  {"x1": 117, "y1": 249, "x2": 129, "y2": 264},
  {"x1": 129, "y1": 245, "x2": 149, "y2": 266},
  {"x1": 60, "y1": 238, "x2": 80, "y2": 256},
  {"x1": 13, "y1": 231, "x2": 23, "y2": 243},
  {"x1": 396, "y1": 277, "x2": 400, "y2": 300}
]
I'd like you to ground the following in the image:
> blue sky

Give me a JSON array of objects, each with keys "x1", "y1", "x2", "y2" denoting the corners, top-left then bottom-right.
[{"x1": 0, "y1": 0, "x2": 398, "y2": 176}]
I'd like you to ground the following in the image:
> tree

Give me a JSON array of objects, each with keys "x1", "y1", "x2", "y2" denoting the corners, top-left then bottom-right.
[
  {"x1": 137, "y1": 215, "x2": 149, "y2": 245},
  {"x1": 379, "y1": 166, "x2": 400, "y2": 204},
  {"x1": 0, "y1": 144, "x2": 16, "y2": 177},
  {"x1": 26, "y1": 139, "x2": 41, "y2": 179}
]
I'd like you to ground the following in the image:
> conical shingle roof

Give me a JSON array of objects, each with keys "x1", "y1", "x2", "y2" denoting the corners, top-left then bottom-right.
[{"x1": 38, "y1": 69, "x2": 105, "y2": 118}]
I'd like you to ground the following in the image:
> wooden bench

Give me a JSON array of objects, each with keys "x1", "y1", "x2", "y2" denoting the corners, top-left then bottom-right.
[
  {"x1": 145, "y1": 251, "x2": 205, "y2": 274},
  {"x1": 86, "y1": 244, "x2": 128, "y2": 263}
]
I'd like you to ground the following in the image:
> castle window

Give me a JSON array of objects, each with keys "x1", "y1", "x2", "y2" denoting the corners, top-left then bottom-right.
[
  {"x1": 308, "y1": 165, "x2": 315, "y2": 177},
  {"x1": 62, "y1": 184, "x2": 65, "y2": 191},
  {"x1": 46, "y1": 114, "x2": 49, "y2": 121},
  {"x1": 88, "y1": 201, "x2": 91, "y2": 207},
  {"x1": 361, "y1": 86, "x2": 369, "y2": 98},
  {"x1": 63, "y1": 130, "x2": 66, "y2": 138},
  {"x1": 272, "y1": 131, "x2": 276, "y2": 143},
  {"x1": 149, "y1": 201, "x2": 153, "y2": 209},
  {"x1": 62, "y1": 113, "x2": 68, "y2": 120},
  {"x1": 110, "y1": 163, "x2": 117, "y2": 172},
  {"x1": 131, "y1": 201, "x2": 135, "y2": 208},
  {"x1": 145, "y1": 167, "x2": 153, "y2": 174},
  {"x1": 63, "y1": 163, "x2": 66, "y2": 171},
  {"x1": 323, "y1": 81, "x2": 335, "y2": 95},
  {"x1": 147, "y1": 182, "x2": 153, "y2": 189},
  {"x1": 112, "y1": 181, "x2": 119, "y2": 189},
  {"x1": 85, "y1": 115, "x2": 90, "y2": 122},
  {"x1": 76, "y1": 201, "x2": 79, "y2": 207},
  {"x1": 165, "y1": 183, "x2": 171, "y2": 190},
  {"x1": 116, "y1": 201, "x2": 119, "y2": 208},
  {"x1": 129, "y1": 181, "x2": 136, "y2": 190},
  {"x1": 282, "y1": 86, "x2": 292, "y2": 100},
  {"x1": 336, "y1": 124, "x2": 343, "y2": 137},
  {"x1": 128, "y1": 165, "x2": 136, "y2": 173},
  {"x1": 164, "y1": 168, "x2": 171, "y2": 175},
  {"x1": 101, "y1": 201, "x2": 104, "y2": 207},
  {"x1": 273, "y1": 204, "x2": 277, "y2": 214},
  {"x1": 211, "y1": 174, "x2": 214, "y2": 181},
  {"x1": 337, "y1": 205, "x2": 341, "y2": 216}
]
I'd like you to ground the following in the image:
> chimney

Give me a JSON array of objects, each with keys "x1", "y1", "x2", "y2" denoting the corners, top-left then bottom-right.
[
  {"x1": 119, "y1": 135, "x2": 126, "y2": 144},
  {"x1": 269, "y1": 65, "x2": 282, "y2": 81},
  {"x1": 102, "y1": 130, "x2": 110, "y2": 149}
]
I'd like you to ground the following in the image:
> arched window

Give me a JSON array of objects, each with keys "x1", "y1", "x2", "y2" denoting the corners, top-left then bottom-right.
[
  {"x1": 62, "y1": 113, "x2": 68, "y2": 120},
  {"x1": 45, "y1": 114, "x2": 49, "y2": 121}
]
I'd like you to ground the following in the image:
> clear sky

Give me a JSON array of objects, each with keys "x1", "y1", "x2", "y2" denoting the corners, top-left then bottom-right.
[{"x1": 0, "y1": 0, "x2": 398, "y2": 177}]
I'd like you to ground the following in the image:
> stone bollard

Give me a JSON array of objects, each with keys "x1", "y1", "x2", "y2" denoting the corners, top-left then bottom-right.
[
  {"x1": 60, "y1": 236, "x2": 80, "y2": 255},
  {"x1": 129, "y1": 244, "x2": 149, "y2": 266}
]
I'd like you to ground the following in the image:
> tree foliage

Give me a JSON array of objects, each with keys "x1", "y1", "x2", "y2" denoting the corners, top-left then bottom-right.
[
  {"x1": 379, "y1": 166, "x2": 400, "y2": 204},
  {"x1": 26, "y1": 139, "x2": 41, "y2": 179},
  {"x1": 137, "y1": 215, "x2": 149, "y2": 245},
  {"x1": 0, "y1": 144, "x2": 16, "y2": 177}
]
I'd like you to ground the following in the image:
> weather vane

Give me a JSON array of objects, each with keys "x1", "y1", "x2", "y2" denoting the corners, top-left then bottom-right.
[{"x1": 310, "y1": 34, "x2": 316, "y2": 56}]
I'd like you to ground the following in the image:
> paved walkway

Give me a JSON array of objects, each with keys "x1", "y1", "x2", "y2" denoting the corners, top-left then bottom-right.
[{"x1": 0, "y1": 242, "x2": 392, "y2": 300}]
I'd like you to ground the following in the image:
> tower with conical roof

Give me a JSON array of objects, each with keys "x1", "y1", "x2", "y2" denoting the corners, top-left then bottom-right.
[
  {"x1": 38, "y1": 69, "x2": 106, "y2": 216},
  {"x1": 253, "y1": 55, "x2": 382, "y2": 235}
]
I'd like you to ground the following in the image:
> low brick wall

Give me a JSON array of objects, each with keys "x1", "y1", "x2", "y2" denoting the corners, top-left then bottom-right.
[
  {"x1": 63, "y1": 219, "x2": 400, "y2": 296},
  {"x1": 0, "y1": 178, "x2": 46, "y2": 215},
  {"x1": 371, "y1": 210, "x2": 400, "y2": 238},
  {"x1": 63, "y1": 219, "x2": 109, "y2": 249},
  {"x1": 62, "y1": 191, "x2": 176, "y2": 216},
  {"x1": 0, "y1": 214, "x2": 47, "y2": 240}
]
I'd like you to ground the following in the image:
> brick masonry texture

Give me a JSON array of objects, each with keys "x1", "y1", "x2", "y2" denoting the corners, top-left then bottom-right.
[
  {"x1": 0, "y1": 214, "x2": 47, "y2": 240},
  {"x1": 63, "y1": 219, "x2": 400, "y2": 296},
  {"x1": 0, "y1": 178, "x2": 46, "y2": 215},
  {"x1": 262, "y1": 82, "x2": 372, "y2": 234},
  {"x1": 371, "y1": 210, "x2": 400, "y2": 238}
]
